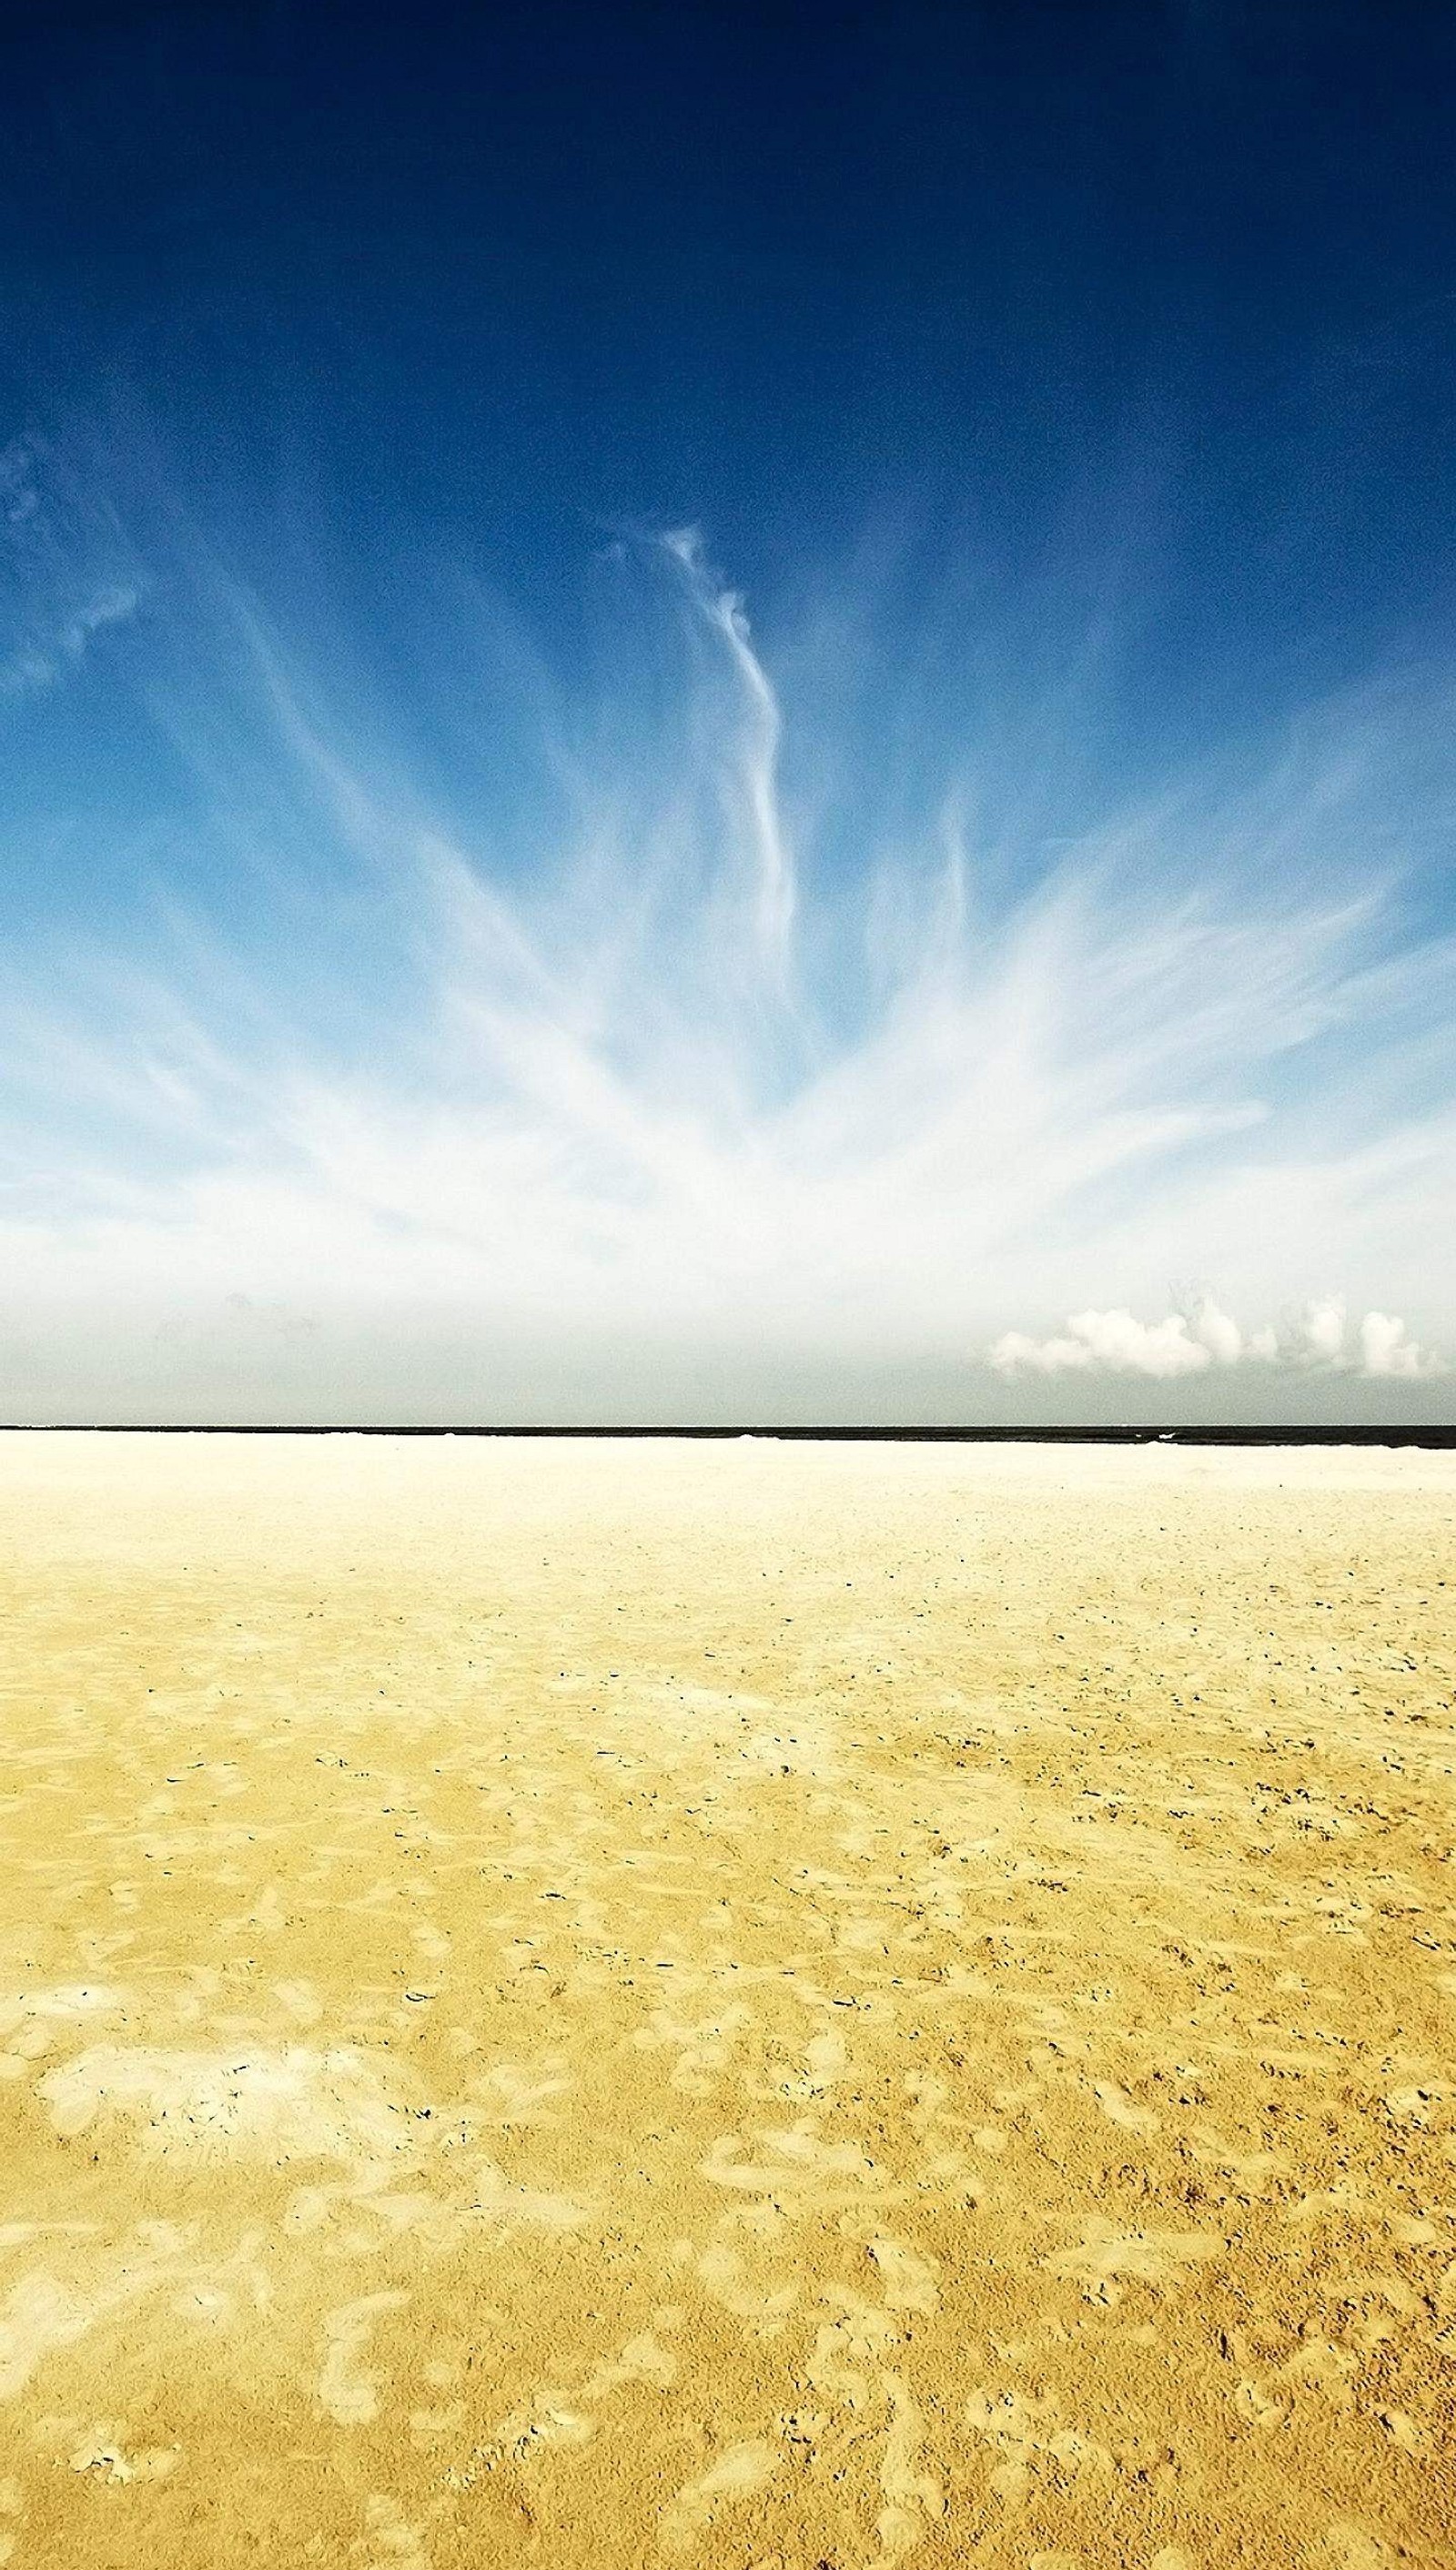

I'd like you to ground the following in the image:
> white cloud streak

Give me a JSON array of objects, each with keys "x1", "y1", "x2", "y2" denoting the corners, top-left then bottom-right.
[
  {"x1": 0, "y1": 509, "x2": 1451, "y2": 1417},
  {"x1": 662, "y1": 528, "x2": 796, "y2": 974},
  {"x1": 0, "y1": 438, "x2": 143, "y2": 694}
]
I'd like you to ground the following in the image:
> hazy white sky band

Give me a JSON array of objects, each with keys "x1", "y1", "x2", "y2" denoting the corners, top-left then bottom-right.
[{"x1": 2, "y1": 512, "x2": 1452, "y2": 1421}]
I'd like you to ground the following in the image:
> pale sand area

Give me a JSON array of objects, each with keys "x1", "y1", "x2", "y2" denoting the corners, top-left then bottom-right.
[{"x1": 0, "y1": 1433, "x2": 1451, "y2": 2569}]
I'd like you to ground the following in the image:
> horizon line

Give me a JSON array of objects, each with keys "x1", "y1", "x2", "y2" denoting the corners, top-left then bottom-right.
[{"x1": 1, "y1": 1423, "x2": 1453, "y2": 1448}]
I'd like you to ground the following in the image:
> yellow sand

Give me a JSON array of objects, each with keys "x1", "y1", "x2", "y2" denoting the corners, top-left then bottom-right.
[{"x1": 0, "y1": 1432, "x2": 1451, "y2": 2568}]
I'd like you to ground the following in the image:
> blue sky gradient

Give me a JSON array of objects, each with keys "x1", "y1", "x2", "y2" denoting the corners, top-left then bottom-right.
[{"x1": 1, "y1": 3, "x2": 1453, "y2": 1420}]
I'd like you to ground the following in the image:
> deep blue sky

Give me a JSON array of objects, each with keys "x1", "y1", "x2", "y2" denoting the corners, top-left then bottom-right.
[
  {"x1": 6, "y1": 3, "x2": 1455, "y2": 724},
  {"x1": 1, "y1": 2, "x2": 1453, "y2": 1419}
]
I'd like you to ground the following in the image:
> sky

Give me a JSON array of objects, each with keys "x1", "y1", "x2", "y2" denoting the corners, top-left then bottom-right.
[{"x1": 1, "y1": 0, "x2": 1453, "y2": 1424}]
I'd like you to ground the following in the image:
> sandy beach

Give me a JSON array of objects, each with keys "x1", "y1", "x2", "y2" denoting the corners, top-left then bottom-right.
[{"x1": 0, "y1": 1432, "x2": 1451, "y2": 2567}]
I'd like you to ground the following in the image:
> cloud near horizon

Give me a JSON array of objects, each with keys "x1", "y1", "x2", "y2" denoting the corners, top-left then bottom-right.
[
  {"x1": 990, "y1": 1299, "x2": 1445, "y2": 1382},
  {"x1": 0, "y1": 472, "x2": 1452, "y2": 1421}
]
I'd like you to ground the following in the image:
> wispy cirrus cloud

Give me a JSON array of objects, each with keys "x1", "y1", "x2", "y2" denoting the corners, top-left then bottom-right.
[
  {"x1": 0, "y1": 438, "x2": 143, "y2": 695},
  {"x1": 0, "y1": 473, "x2": 1451, "y2": 1420}
]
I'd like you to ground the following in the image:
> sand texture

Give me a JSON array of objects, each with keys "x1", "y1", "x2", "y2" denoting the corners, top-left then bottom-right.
[{"x1": 0, "y1": 1432, "x2": 1452, "y2": 2567}]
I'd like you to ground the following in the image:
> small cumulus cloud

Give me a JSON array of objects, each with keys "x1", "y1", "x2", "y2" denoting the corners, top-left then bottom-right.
[
  {"x1": 990, "y1": 1309, "x2": 1216, "y2": 1379},
  {"x1": 1359, "y1": 1310, "x2": 1441, "y2": 1377},
  {"x1": 1299, "y1": 1295, "x2": 1347, "y2": 1363},
  {"x1": 991, "y1": 1298, "x2": 1445, "y2": 1381},
  {"x1": 1191, "y1": 1299, "x2": 1243, "y2": 1364},
  {"x1": 990, "y1": 1299, "x2": 1249, "y2": 1379}
]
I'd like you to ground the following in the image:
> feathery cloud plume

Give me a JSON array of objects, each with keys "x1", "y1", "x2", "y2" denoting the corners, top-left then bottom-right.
[{"x1": 0, "y1": 481, "x2": 1451, "y2": 1419}]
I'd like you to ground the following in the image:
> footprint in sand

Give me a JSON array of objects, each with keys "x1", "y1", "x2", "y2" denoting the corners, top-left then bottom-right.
[
  {"x1": 475, "y1": 2059, "x2": 572, "y2": 2128},
  {"x1": 0, "y1": 1984, "x2": 126, "y2": 2078},
  {"x1": 865, "y1": 2236, "x2": 939, "y2": 2314},
  {"x1": 700, "y1": 2121, "x2": 878, "y2": 2201},
  {"x1": 964, "y1": 2386, "x2": 1116, "y2": 2502},
  {"x1": 1229, "y1": 2331, "x2": 1360, "y2": 2431},
  {"x1": 770, "y1": 2028, "x2": 849, "y2": 2101},
  {"x1": 67, "y1": 2432, "x2": 178, "y2": 2484},
  {"x1": 634, "y1": 2005, "x2": 751, "y2": 2097},
  {"x1": 1326, "y1": 2527, "x2": 1398, "y2": 2570},
  {"x1": 806, "y1": 2291, "x2": 905, "y2": 2403},
  {"x1": 0, "y1": 2243, "x2": 177, "y2": 2402},
  {"x1": 582, "y1": 2329, "x2": 679, "y2": 2400},
  {"x1": 1045, "y1": 2216, "x2": 1222, "y2": 2305},
  {"x1": 1090, "y1": 2078, "x2": 1158, "y2": 2132},
  {"x1": 485, "y1": 2393, "x2": 595, "y2": 2464},
  {"x1": 685, "y1": 2242, "x2": 798, "y2": 2336},
  {"x1": 272, "y1": 1979, "x2": 325, "y2": 2028},
  {"x1": 658, "y1": 2442, "x2": 777, "y2": 2557},
  {"x1": 318, "y1": 2292, "x2": 409, "y2": 2424},
  {"x1": 351, "y1": 2491, "x2": 432, "y2": 2566},
  {"x1": 875, "y1": 2372, "x2": 945, "y2": 2556}
]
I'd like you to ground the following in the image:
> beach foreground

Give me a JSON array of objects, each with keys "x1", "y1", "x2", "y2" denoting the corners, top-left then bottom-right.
[{"x1": 0, "y1": 1433, "x2": 1451, "y2": 2567}]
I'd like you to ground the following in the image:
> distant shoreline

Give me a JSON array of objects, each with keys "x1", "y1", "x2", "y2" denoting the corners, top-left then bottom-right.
[{"x1": 2, "y1": 1423, "x2": 1454, "y2": 1448}]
